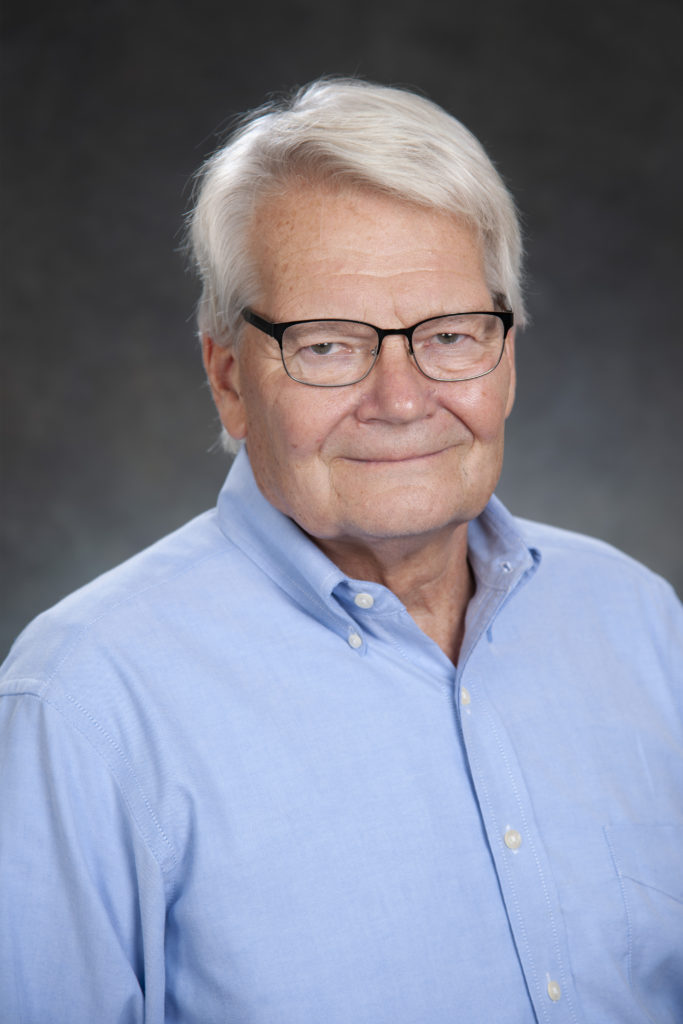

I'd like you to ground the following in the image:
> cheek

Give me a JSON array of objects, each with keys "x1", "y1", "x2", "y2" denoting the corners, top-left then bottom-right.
[
  {"x1": 277, "y1": 391, "x2": 356, "y2": 458},
  {"x1": 446, "y1": 379, "x2": 511, "y2": 443},
  {"x1": 244, "y1": 383, "x2": 340, "y2": 468}
]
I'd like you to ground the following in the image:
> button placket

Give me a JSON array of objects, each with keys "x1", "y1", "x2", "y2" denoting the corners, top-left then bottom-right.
[{"x1": 457, "y1": 647, "x2": 578, "y2": 1021}]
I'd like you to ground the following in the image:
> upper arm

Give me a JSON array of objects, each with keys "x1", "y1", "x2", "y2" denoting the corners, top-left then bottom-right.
[{"x1": 0, "y1": 693, "x2": 168, "y2": 1024}]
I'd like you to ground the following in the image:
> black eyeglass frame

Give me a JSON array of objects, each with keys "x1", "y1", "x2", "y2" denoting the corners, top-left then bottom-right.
[{"x1": 241, "y1": 308, "x2": 514, "y2": 387}]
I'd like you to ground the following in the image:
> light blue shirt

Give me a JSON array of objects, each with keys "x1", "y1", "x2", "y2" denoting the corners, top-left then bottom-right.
[{"x1": 1, "y1": 448, "x2": 682, "y2": 1023}]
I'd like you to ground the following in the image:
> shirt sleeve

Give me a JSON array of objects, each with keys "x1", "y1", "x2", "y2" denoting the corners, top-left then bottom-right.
[{"x1": 0, "y1": 690, "x2": 168, "y2": 1024}]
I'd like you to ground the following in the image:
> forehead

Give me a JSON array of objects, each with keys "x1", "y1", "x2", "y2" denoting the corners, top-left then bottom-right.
[{"x1": 248, "y1": 183, "x2": 488, "y2": 318}]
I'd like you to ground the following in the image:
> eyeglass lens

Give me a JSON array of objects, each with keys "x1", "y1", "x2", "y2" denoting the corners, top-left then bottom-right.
[{"x1": 281, "y1": 314, "x2": 506, "y2": 385}]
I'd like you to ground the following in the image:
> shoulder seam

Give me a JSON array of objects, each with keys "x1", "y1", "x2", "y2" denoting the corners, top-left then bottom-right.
[{"x1": 3, "y1": 690, "x2": 179, "y2": 894}]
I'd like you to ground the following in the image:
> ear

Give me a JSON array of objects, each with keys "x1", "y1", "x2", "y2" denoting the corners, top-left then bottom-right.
[
  {"x1": 503, "y1": 328, "x2": 516, "y2": 419},
  {"x1": 202, "y1": 335, "x2": 248, "y2": 440}
]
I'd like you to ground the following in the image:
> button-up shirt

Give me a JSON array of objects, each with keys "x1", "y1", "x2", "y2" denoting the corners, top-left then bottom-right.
[{"x1": 1, "y1": 448, "x2": 682, "y2": 1023}]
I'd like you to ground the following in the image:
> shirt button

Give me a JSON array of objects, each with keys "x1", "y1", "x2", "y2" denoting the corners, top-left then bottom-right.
[
  {"x1": 546, "y1": 979, "x2": 562, "y2": 1002},
  {"x1": 354, "y1": 592, "x2": 374, "y2": 609},
  {"x1": 348, "y1": 632, "x2": 363, "y2": 649},
  {"x1": 501, "y1": 560, "x2": 513, "y2": 573},
  {"x1": 504, "y1": 828, "x2": 522, "y2": 851},
  {"x1": 460, "y1": 686, "x2": 471, "y2": 707}
]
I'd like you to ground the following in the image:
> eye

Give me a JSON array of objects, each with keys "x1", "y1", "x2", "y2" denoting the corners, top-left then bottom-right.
[
  {"x1": 294, "y1": 335, "x2": 371, "y2": 360},
  {"x1": 432, "y1": 332, "x2": 468, "y2": 346},
  {"x1": 306, "y1": 341, "x2": 341, "y2": 356},
  {"x1": 295, "y1": 340, "x2": 356, "y2": 362}
]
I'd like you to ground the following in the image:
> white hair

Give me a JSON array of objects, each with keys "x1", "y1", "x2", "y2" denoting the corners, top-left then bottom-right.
[{"x1": 189, "y1": 77, "x2": 526, "y2": 352}]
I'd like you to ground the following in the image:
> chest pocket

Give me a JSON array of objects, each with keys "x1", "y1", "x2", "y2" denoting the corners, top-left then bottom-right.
[{"x1": 604, "y1": 824, "x2": 683, "y2": 1023}]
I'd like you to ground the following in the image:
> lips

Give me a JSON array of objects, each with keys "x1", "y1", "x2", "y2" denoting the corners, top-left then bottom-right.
[{"x1": 343, "y1": 448, "x2": 448, "y2": 463}]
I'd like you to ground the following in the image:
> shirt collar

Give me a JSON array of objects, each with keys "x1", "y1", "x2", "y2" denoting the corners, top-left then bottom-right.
[
  {"x1": 216, "y1": 448, "x2": 349, "y2": 627},
  {"x1": 459, "y1": 495, "x2": 541, "y2": 667},
  {"x1": 468, "y1": 493, "x2": 540, "y2": 590},
  {"x1": 216, "y1": 447, "x2": 539, "y2": 620}
]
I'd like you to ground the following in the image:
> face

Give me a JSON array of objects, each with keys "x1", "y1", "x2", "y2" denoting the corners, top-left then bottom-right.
[{"x1": 204, "y1": 184, "x2": 515, "y2": 558}]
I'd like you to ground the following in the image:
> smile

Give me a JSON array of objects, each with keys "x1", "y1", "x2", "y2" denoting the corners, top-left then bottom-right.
[{"x1": 344, "y1": 448, "x2": 449, "y2": 464}]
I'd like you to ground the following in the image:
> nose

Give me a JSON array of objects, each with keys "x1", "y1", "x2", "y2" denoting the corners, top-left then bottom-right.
[{"x1": 356, "y1": 333, "x2": 434, "y2": 424}]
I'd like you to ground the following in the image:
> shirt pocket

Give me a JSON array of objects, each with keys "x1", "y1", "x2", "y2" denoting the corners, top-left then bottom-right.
[{"x1": 604, "y1": 823, "x2": 683, "y2": 1022}]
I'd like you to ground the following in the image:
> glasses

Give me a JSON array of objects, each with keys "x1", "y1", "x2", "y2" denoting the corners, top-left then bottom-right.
[{"x1": 242, "y1": 309, "x2": 513, "y2": 387}]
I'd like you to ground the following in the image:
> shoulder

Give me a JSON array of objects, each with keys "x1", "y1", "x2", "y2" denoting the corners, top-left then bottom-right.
[
  {"x1": 516, "y1": 515, "x2": 625, "y2": 559},
  {"x1": 0, "y1": 508, "x2": 249, "y2": 700},
  {"x1": 0, "y1": 504, "x2": 277, "y2": 869},
  {"x1": 0, "y1": 510, "x2": 247, "y2": 877},
  {"x1": 512, "y1": 515, "x2": 682, "y2": 638},
  {"x1": 516, "y1": 515, "x2": 668, "y2": 582}
]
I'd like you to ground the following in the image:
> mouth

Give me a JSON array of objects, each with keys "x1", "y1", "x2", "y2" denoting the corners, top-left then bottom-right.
[{"x1": 344, "y1": 448, "x2": 449, "y2": 464}]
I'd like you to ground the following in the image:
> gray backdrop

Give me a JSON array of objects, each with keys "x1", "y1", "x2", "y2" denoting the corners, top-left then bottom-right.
[{"x1": 2, "y1": 0, "x2": 682, "y2": 659}]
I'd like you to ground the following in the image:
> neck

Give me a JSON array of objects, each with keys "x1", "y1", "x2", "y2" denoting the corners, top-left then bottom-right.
[{"x1": 315, "y1": 524, "x2": 474, "y2": 664}]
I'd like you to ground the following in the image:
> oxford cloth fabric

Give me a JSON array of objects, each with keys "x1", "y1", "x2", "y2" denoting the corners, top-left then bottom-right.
[{"x1": 1, "y1": 447, "x2": 682, "y2": 1023}]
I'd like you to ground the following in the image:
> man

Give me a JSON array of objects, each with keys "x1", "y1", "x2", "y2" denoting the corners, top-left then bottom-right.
[{"x1": 1, "y1": 79, "x2": 681, "y2": 1024}]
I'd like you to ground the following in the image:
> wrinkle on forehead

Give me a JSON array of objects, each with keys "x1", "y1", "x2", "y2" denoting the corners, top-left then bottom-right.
[
  {"x1": 254, "y1": 182, "x2": 480, "y2": 260},
  {"x1": 249, "y1": 183, "x2": 489, "y2": 320}
]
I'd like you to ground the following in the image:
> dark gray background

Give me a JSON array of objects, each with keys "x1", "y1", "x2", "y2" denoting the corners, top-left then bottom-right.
[{"x1": 2, "y1": 0, "x2": 682, "y2": 659}]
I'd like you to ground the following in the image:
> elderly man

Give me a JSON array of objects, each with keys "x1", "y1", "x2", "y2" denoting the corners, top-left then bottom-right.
[{"x1": 1, "y1": 79, "x2": 681, "y2": 1024}]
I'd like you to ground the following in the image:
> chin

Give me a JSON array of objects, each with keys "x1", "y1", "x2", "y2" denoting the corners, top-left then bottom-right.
[{"x1": 333, "y1": 502, "x2": 474, "y2": 544}]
